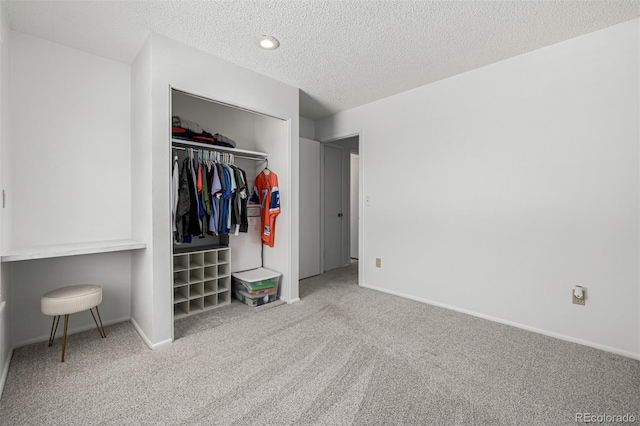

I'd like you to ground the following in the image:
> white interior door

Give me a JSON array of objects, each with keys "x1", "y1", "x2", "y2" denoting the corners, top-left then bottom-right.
[
  {"x1": 299, "y1": 138, "x2": 321, "y2": 279},
  {"x1": 323, "y1": 145, "x2": 343, "y2": 271}
]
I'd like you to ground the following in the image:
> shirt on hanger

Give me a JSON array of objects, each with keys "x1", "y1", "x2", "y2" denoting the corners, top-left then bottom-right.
[
  {"x1": 171, "y1": 158, "x2": 179, "y2": 236},
  {"x1": 208, "y1": 163, "x2": 222, "y2": 235},
  {"x1": 251, "y1": 169, "x2": 280, "y2": 247},
  {"x1": 218, "y1": 164, "x2": 232, "y2": 234}
]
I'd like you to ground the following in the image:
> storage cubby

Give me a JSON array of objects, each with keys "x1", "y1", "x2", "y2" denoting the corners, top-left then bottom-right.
[
  {"x1": 189, "y1": 282, "x2": 204, "y2": 299},
  {"x1": 218, "y1": 249, "x2": 230, "y2": 263},
  {"x1": 204, "y1": 266, "x2": 216, "y2": 281},
  {"x1": 189, "y1": 253, "x2": 203, "y2": 268},
  {"x1": 173, "y1": 270, "x2": 188, "y2": 287},
  {"x1": 189, "y1": 268, "x2": 203, "y2": 283},
  {"x1": 218, "y1": 291, "x2": 230, "y2": 306},
  {"x1": 204, "y1": 295, "x2": 217, "y2": 309},
  {"x1": 190, "y1": 298, "x2": 203, "y2": 313},
  {"x1": 174, "y1": 254, "x2": 189, "y2": 272},
  {"x1": 218, "y1": 263, "x2": 230, "y2": 278},
  {"x1": 218, "y1": 276, "x2": 230, "y2": 293},
  {"x1": 174, "y1": 286, "x2": 188, "y2": 304},
  {"x1": 174, "y1": 301, "x2": 189, "y2": 319},
  {"x1": 204, "y1": 280, "x2": 217, "y2": 295},
  {"x1": 172, "y1": 246, "x2": 231, "y2": 319},
  {"x1": 204, "y1": 251, "x2": 217, "y2": 267}
]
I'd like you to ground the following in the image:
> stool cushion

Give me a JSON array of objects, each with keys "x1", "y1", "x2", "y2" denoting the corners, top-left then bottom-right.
[{"x1": 41, "y1": 285, "x2": 102, "y2": 316}]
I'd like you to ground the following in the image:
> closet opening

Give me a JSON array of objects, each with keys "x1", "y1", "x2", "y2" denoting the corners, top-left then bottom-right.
[{"x1": 169, "y1": 88, "x2": 288, "y2": 340}]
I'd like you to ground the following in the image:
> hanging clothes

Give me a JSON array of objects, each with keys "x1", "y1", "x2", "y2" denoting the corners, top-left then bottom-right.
[
  {"x1": 238, "y1": 168, "x2": 249, "y2": 233},
  {"x1": 194, "y1": 157, "x2": 205, "y2": 234},
  {"x1": 229, "y1": 164, "x2": 247, "y2": 235},
  {"x1": 171, "y1": 156, "x2": 179, "y2": 239},
  {"x1": 224, "y1": 164, "x2": 237, "y2": 233},
  {"x1": 172, "y1": 147, "x2": 256, "y2": 244},
  {"x1": 214, "y1": 163, "x2": 225, "y2": 235},
  {"x1": 187, "y1": 156, "x2": 202, "y2": 239},
  {"x1": 176, "y1": 158, "x2": 192, "y2": 243},
  {"x1": 218, "y1": 163, "x2": 232, "y2": 235},
  {"x1": 200, "y1": 162, "x2": 212, "y2": 238},
  {"x1": 251, "y1": 169, "x2": 280, "y2": 247},
  {"x1": 208, "y1": 162, "x2": 222, "y2": 236}
]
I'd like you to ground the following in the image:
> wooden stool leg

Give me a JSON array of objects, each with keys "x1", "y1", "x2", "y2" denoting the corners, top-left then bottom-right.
[
  {"x1": 61, "y1": 314, "x2": 69, "y2": 363},
  {"x1": 90, "y1": 308, "x2": 106, "y2": 339},
  {"x1": 48, "y1": 316, "x2": 60, "y2": 347}
]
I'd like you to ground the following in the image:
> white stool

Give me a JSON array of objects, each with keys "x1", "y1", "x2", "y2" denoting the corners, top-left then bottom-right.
[{"x1": 41, "y1": 285, "x2": 106, "y2": 362}]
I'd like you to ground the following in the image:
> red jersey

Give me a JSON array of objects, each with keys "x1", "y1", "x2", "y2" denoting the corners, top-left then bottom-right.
[{"x1": 250, "y1": 170, "x2": 280, "y2": 247}]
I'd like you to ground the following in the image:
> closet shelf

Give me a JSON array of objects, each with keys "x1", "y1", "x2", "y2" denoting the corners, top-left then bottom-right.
[
  {"x1": 171, "y1": 139, "x2": 268, "y2": 160},
  {"x1": 1, "y1": 239, "x2": 147, "y2": 262}
]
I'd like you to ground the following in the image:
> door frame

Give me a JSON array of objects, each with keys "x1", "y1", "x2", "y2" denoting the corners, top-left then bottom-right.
[
  {"x1": 319, "y1": 136, "x2": 360, "y2": 274},
  {"x1": 319, "y1": 131, "x2": 362, "y2": 285},
  {"x1": 349, "y1": 151, "x2": 359, "y2": 260}
]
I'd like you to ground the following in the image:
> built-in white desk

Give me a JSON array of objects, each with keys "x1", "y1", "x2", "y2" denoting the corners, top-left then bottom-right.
[{"x1": 1, "y1": 239, "x2": 147, "y2": 262}]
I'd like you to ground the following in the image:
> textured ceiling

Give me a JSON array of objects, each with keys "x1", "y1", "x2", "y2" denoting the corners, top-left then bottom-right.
[{"x1": 5, "y1": 1, "x2": 640, "y2": 120}]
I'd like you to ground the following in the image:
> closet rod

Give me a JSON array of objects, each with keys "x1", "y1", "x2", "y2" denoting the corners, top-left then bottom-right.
[{"x1": 172, "y1": 146, "x2": 268, "y2": 162}]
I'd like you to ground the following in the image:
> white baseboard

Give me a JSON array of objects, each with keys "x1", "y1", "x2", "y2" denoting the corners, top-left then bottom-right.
[
  {"x1": 360, "y1": 283, "x2": 640, "y2": 361},
  {"x1": 13, "y1": 316, "x2": 131, "y2": 349},
  {"x1": 129, "y1": 317, "x2": 172, "y2": 350},
  {"x1": 287, "y1": 298, "x2": 300, "y2": 304}
]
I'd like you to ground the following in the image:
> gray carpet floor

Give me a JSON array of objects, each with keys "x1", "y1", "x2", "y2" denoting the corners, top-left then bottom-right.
[{"x1": 0, "y1": 263, "x2": 638, "y2": 425}]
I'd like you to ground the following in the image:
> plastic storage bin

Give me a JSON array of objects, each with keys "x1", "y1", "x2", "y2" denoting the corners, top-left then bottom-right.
[{"x1": 231, "y1": 267, "x2": 281, "y2": 307}]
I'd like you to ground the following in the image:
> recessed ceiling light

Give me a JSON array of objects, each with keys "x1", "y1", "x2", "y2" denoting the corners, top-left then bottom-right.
[{"x1": 256, "y1": 35, "x2": 280, "y2": 50}]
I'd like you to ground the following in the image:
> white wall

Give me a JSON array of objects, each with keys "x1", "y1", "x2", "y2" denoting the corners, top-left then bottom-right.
[
  {"x1": 130, "y1": 33, "x2": 300, "y2": 347},
  {"x1": 0, "y1": 3, "x2": 10, "y2": 255},
  {"x1": 316, "y1": 19, "x2": 640, "y2": 358},
  {"x1": 10, "y1": 32, "x2": 131, "y2": 247},
  {"x1": 300, "y1": 116, "x2": 315, "y2": 139},
  {"x1": 130, "y1": 37, "x2": 153, "y2": 345},
  {"x1": 8, "y1": 32, "x2": 134, "y2": 348},
  {"x1": 10, "y1": 252, "x2": 131, "y2": 346},
  {"x1": 299, "y1": 137, "x2": 321, "y2": 279},
  {"x1": 0, "y1": 1, "x2": 11, "y2": 395}
]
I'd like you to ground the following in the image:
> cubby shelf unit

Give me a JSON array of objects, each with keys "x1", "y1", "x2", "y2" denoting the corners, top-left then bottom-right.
[{"x1": 173, "y1": 247, "x2": 231, "y2": 319}]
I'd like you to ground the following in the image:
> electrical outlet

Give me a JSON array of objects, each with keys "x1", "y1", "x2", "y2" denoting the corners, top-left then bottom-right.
[
  {"x1": 375, "y1": 258, "x2": 381, "y2": 268},
  {"x1": 572, "y1": 287, "x2": 585, "y2": 306}
]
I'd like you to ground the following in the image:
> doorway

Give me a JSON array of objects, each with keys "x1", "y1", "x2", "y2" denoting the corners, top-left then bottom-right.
[
  {"x1": 321, "y1": 136, "x2": 359, "y2": 273},
  {"x1": 298, "y1": 135, "x2": 360, "y2": 281}
]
